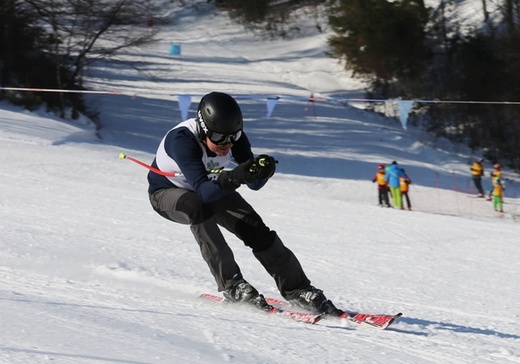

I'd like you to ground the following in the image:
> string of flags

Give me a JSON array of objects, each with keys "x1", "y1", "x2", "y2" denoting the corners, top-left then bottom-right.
[
  {"x1": 3, "y1": 86, "x2": 520, "y2": 130},
  {"x1": 171, "y1": 93, "x2": 415, "y2": 129}
]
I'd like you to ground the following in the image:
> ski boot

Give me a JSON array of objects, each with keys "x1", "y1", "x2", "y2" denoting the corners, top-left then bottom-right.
[
  {"x1": 289, "y1": 286, "x2": 344, "y2": 317},
  {"x1": 223, "y1": 280, "x2": 273, "y2": 312}
]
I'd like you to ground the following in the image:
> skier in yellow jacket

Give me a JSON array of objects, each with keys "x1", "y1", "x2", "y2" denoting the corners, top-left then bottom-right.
[
  {"x1": 470, "y1": 158, "x2": 485, "y2": 197},
  {"x1": 492, "y1": 178, "x2": 505, "y2": 213},
  {"x1": 487, "y1": 163, "x2": 502, "y2": 200}
]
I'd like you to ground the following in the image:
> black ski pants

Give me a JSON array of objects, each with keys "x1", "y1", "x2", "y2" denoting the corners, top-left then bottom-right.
[
  {"x1": 149, "y1": 188, "x2": 310, "y2": 300},
  {"x1": 472, "y1": 176, "x2": 484, "y2": 195},
  {"x1": 378, "y1": 188, "x2": 391, "y2": 207}
]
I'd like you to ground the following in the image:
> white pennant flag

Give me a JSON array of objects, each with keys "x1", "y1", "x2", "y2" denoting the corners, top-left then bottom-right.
[
  {"x1": 398, "y1": 100, "x2": 414, "y2": 130},
  {"x1": 178, "y1": 95, "x2": 192, "y2": 121},
  {"x1": 266, "y1": 97, "x2": 279, "y2": 117}
]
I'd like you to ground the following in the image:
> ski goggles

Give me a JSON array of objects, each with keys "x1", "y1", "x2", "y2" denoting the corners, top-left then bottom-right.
[{"x1": 207, "y1": 129, "x2": 242, "y2": 145}]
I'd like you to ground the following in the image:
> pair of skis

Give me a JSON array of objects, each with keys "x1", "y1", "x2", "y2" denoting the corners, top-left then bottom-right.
[{"x1": 199, "y1": 293, "x2": 401, "y2": 330}]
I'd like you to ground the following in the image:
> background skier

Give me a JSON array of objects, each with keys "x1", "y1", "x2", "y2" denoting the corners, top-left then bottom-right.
[
  {"x1": 491, "y1": 178, "x2": 505, "y2": 213},
  {"x1": 400, "y1": 168, "x2": 412, "y2": 210},
  {"x1": 470, "y1": 158, "x2": 485, "y2": 197},
  {"x1": 385, "y1": 161, "x2": 406, "y2": 209},
  {"x1": 487, "y1": 163, "x2": 502, "y2": 200},
  {"x1": 372, "y1": 164, "x2": 391, "y2": 207}
]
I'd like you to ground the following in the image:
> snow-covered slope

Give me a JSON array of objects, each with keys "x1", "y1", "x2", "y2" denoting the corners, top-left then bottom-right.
[{"x1": 1, "y1": 1, "x2": 519, "y2": 363}]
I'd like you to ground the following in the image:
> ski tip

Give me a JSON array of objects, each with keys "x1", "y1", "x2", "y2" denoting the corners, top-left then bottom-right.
[
  {"x1": 380, "y1": 312, "x2": 403, "y2": 330},
  {"x1": 391, "y1": 312, "x2": 403, "y2": 323}
]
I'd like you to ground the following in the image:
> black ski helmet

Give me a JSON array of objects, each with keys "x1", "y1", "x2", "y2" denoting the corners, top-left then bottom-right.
[{"x1": 196, "y1": 92, "x2": 243, "y2": 138}]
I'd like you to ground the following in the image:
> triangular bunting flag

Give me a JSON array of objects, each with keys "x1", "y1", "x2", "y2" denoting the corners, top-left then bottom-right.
[
  {"x1": 398, "y1": 100, "x2": 414, "y2": 130},
  {"x1": 178, "y1": 95, "x2": 192, "y2": 121},
  {"x1": 266, "y1": 97, "x2": 279, "y2": 117}
]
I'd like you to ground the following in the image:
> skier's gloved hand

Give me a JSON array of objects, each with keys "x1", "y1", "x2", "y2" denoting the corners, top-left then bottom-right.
[
  {"x1": 248, "y1": 154, "x2": 277, "y2": 181},
  {"x1": 217, "y1": 159, "x2": 255, "y2": 189}
]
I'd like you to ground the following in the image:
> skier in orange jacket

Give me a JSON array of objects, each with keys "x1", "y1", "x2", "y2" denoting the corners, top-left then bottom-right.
[
  {"x1": 372, "y1": 164, "x2": 391, "y2": 207},
  {"x1": 399, "y1": 169, "x2": 412, "y2": 210}
]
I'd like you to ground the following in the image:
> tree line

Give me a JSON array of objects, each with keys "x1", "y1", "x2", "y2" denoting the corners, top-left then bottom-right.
[{"x1": 221, "y1": 0, "x2": 520, "y2": 170}]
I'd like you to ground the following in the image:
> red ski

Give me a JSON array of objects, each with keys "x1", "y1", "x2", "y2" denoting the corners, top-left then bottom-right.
[
  {"x1": 199, "y1": 293, "x2": 322, "y2": 324},
  {"x1": 265, "y1": 297, "x2": 402, "y2": 330}
]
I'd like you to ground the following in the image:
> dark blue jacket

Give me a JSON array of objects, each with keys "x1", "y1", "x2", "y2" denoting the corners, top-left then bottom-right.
[{"x1": 148, "y1": 125, "x2": 266, "y2": 203}]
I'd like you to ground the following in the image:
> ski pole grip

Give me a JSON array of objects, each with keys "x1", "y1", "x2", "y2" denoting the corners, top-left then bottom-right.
[
  {"x1": 249, "y1": 158, "x2": 269, "y2": 173},
  {"x1": 249, "y1": 156, "x2": 278, "y2": 173},
  {"x1": 258, "y1": 157, "x2": 268, "y2": 167}
]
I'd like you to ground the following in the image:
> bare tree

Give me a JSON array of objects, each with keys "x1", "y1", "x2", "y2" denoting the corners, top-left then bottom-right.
[
  {"x1": 482, "y1": 0, "x2": 489, "y2": 22},
  {"x1": 22, "y1": 0, "x2": 159, "y2": 114}
]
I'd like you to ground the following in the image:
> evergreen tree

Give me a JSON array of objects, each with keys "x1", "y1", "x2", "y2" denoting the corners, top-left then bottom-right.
[{"x1": 327, "y1": 0, "x2": 429, "y2": 95}]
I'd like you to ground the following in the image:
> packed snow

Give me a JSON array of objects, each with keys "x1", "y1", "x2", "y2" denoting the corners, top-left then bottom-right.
[{"x1": 1, "y1": 1, "x2": 519, "y2": 363}]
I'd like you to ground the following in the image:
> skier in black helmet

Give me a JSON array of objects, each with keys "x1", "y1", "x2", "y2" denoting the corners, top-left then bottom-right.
[{"x1": 148, "y1": 91, "x2": 342, "y2": 315}]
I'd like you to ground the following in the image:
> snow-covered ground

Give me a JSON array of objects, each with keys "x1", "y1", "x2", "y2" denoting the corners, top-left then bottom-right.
[{"x1": 1, "y1": 1, "x2": 519, "y2": 363}]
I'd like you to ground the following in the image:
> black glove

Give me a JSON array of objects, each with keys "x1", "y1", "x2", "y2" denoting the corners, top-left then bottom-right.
[
  {"x1": 249, "y1": 154, "x2": 277, "y2": 181},
  {"x1": 217, "y1": 159, "x2": 255, "y2": 189}
]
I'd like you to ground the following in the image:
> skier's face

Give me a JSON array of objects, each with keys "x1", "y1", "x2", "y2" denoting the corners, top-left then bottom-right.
[{"x1": 205, "y1": 137, "x2": 232, "y2": 156}]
